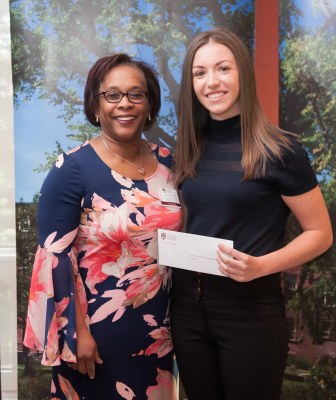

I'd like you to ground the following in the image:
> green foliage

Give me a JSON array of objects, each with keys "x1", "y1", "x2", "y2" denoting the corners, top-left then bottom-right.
[
  {"x1": 287, "y1": 354, "x2": 313, "y2": 371},
  {"x1": 306, "y1": 356, "x2": 336, "y2": 399},
  {"x1": 34, "y1": 140, "x2": 64, "y2": 173},
  {"x1": 18, "y1": 363, "x2": 51, "y2": 400},
  {"x1": 281, "y1": 380, "x2": 310, "y2": 400},
  {"x1": 279, "y1": 0, "x2": 303, "y2": 39},
  {"x1": 283, "y1": 356, "x2": 336, "y2": 399},
  {"x1": 16, "y1": 200, "x2": 38, "y2": 328},
  {"x1": 281, "y1": 31, "x2": 336, "y2": 179},
  {"x1": 280, "y1": 2, "x2": 336, "y2": 347},
  {"x1": 10, "y1": 2, "x2": 44, "y2": 104}
]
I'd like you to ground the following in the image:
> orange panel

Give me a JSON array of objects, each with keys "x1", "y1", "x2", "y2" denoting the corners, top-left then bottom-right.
[{"x1": 255, "y1": 0, "x2": 279, "y2": 124}]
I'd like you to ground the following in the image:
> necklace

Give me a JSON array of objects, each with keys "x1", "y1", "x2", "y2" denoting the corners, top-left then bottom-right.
[{"x1": 101, "y1": 136, "x2": 145, "y2": 175}]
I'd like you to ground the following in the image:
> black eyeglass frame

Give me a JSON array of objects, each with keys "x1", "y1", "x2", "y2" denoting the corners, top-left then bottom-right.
[{"x1": 97, "y1": 90, "x2": 148, "y2": 104}]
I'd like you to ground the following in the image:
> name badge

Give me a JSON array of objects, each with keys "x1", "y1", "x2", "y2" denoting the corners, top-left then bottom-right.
[{"x1": 159, "y1": 188, "x2": 180, "y2": 207}]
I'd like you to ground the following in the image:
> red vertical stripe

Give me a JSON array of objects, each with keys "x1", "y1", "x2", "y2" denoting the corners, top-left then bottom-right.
[{"x1": 255, "y1": 0, "x2": 279, "y2": 125}]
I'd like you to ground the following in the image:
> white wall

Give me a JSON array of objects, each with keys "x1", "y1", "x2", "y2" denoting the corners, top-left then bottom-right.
[{"x1": 0, "y1": 0, "x2": 18, "y2": 398}]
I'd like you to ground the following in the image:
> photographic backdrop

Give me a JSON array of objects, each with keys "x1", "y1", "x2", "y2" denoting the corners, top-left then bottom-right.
[
  {"x1": 10, "y1": 0, "x2": 336, "y2": 399},
  {"x1": 279, "y1": 1, "x2": 336, "y2": 398}
]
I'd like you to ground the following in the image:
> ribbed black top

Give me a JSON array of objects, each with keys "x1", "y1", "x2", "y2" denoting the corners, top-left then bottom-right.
[{"x1": 173, "y1": 115, "x2": 318, "y2": 300}]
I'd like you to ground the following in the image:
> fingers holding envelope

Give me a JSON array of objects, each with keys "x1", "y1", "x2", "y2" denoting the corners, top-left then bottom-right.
[{"x1": 217, "y1": 244, "x2": 263, "y2": 282}]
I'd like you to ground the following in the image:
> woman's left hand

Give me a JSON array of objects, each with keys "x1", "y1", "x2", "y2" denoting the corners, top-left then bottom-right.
[{"x1": 217, "y1": 244, "x2": 263, "y2": 282}]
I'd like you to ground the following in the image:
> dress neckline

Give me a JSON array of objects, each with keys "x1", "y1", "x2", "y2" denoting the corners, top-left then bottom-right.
[{"x1": 86, "y1": 141, "x2": 161, "y2": 182}]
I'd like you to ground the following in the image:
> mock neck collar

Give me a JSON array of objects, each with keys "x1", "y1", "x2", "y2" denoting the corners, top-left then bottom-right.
[{"x1": 205, "y1": 114, "x2": 241, "y2": 143}]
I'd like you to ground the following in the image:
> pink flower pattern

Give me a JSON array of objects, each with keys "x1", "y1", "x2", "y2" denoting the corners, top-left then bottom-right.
[{"x1": 24, "y1": 142, "x2": 182, "y2": 398}]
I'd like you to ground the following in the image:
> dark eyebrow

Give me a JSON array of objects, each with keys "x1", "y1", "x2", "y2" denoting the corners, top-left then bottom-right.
[
  {"x1": 192, "y1": 59, "x2": 234, "y2": 69},
  {"x1": 104, "y1": 85, "x2": 145, "y2": 91}
]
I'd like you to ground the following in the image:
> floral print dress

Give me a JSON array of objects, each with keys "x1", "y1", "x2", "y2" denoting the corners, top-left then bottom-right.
[{"x1": 24, "y1": 141, "x2": 182, "y2": 400}]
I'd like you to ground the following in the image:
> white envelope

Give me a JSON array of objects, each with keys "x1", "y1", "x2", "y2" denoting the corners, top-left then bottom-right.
[{"x1": 158, "y1": 229, "x2": 233, "y2": 276}]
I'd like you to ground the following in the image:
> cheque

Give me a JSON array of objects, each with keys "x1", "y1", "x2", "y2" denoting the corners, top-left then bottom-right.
[{"x1": 158, "y1": 229, "x2": 233, "y2": 276}]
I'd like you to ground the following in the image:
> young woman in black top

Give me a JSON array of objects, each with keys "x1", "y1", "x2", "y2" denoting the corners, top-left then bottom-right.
[{"x1": 171, "y1": 28, "x2": 333, "y2": 400}]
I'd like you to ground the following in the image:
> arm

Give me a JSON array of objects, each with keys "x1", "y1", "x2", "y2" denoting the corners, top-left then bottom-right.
[
  {"x1": 24, "y1": 150, "x2": 101, "y2": 370},
  {"x1": 217, "y1": 186, "x2": 333, "y2": 282},
  {"x1": 48, "y1": 153, "x2": 103, "y2": 376},
  {"x1": 71, "y1": 275, "x2": 102, "y2": 379}
]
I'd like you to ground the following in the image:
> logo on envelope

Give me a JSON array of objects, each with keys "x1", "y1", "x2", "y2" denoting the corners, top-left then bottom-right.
[{"x1": 160, "y1": 231, "x2": 176, "y2": 242}]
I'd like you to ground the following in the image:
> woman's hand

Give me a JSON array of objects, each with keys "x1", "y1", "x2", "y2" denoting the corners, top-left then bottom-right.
[
  {"x1": 68, "y1": 328, "x2": 103, "y2": 379},
  {"x1": 217, "y1": 244, "x2": 264, "y2": 282}
]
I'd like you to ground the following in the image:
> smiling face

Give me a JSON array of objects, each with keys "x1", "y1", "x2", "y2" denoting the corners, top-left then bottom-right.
[
  {"x1": 96, "y1": 64, "x2": 150, "y2": 143},
  {"x1": 192, "y1": 40, "x2": 240, "y2": 121}
]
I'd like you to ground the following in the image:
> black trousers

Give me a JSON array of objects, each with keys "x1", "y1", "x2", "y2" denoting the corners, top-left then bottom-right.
[{"x1": 170, "y1": 285, "x2": 289, "y2": 400}]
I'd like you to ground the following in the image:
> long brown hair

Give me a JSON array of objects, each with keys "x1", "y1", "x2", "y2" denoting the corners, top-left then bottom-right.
[{"x1": 174, "y1": 28, "x2": 292, "y2": 184}]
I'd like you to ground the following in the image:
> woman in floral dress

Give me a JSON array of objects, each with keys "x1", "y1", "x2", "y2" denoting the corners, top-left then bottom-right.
[{"x1": 24, "y1": 53, "x2": 182, "y2": 400}]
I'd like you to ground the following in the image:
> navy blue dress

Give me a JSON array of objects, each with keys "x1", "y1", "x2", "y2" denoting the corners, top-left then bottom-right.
[{"x1": 24, "y1": 141, "x2": 182, "y2": 399}]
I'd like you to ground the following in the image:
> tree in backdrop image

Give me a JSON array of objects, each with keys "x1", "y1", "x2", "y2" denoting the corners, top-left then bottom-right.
[
  {"x1": 280, "y1": 0, "x2": 336, "y2": 398},
  {"x1": 10, "y1": 0, "x2": 254, "y2": 170},
  {"x1": 10, "y1": 1, "x2": 255, "y2": 399}
]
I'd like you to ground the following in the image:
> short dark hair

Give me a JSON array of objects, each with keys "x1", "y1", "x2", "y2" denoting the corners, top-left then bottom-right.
[{"x1": 84, "y1": 53, "x2": 161, "y2": 130}]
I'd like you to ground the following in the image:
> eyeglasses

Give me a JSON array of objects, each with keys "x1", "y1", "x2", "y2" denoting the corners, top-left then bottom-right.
[{"x1": 97, "y1": 90, "x2": 148, "y2": 104}]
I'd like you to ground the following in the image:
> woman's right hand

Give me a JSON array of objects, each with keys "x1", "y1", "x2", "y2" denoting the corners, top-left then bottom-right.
[{"x1": 70, "y1": 328, "x2": 103, "y2": 379}]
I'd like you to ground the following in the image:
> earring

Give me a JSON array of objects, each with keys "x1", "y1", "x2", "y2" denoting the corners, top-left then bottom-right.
[
  {"x1": 95, "y1": 115, "x2": 99, "y2": 123},
  {"x1": 148, "y1": 114, "x2": 151, "y2": 122}
]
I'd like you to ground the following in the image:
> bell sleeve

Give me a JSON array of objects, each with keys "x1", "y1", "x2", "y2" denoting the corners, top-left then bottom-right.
[{"x1": 23, "y1": 150, "x2": 87, "y2": 366}]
